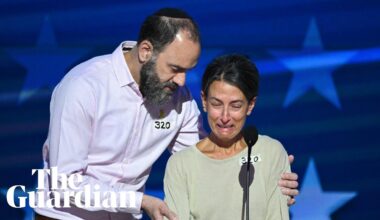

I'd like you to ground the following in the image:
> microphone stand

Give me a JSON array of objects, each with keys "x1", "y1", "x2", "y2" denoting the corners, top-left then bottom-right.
[{"x1": 243, "y1": 126, "x2": 258, "y2": 220}]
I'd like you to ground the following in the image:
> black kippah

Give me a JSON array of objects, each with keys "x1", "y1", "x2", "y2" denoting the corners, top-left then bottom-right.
[{"x1": 153, "y1": 8, "x2": 191, "y2": 19}]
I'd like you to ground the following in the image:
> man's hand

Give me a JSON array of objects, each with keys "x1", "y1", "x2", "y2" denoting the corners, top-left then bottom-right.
[
  {"x1": 141, "y1": 195, "x2": 177, "y2": 220},
  {"x1": 279, "y1": 154, "x2": 299, "y2": 206}
]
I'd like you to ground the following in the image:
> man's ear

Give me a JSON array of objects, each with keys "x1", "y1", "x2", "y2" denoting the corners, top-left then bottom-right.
[
  {"x1": 201, "y1": 91, "x2": 207, "y2": 112},
  {"x1": 138, "y1": 40, "x2": 153, "y2": 63},
  {"x1": 247, "y1": 97, "x2": 257, "y2": 116}
]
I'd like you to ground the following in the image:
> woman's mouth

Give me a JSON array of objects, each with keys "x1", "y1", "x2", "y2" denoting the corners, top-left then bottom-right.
[{"x1": 216, "y1": 124, "x2": 234, "y2": 132}]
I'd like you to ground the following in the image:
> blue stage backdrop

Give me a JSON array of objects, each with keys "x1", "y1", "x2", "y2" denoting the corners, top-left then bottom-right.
[{"x1": 1, "y1": 0, "x2": 379, "y2": 219}]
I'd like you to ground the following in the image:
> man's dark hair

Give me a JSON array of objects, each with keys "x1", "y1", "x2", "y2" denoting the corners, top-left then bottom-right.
[
  {"x1": 137, "y1": 8, "x2": 200, "y2": 54},
  {"x1": 202, "y1": 54, "x2": 259, "y2": 101}
]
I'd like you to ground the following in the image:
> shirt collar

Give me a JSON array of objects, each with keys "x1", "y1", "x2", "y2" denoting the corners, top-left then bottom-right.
[{"x1": 112, "y1": 41, "x2": 137, "y2": 87}]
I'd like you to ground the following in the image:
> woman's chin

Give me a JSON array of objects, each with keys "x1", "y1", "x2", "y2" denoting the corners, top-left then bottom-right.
[{"x1": 212, "y1": 131, "x2": 240, "y2": 144}]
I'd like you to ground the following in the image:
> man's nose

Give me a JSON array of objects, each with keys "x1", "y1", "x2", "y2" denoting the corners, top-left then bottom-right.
[{"x1": 172, "y1": 72, "x2": 186, "y2": 87}]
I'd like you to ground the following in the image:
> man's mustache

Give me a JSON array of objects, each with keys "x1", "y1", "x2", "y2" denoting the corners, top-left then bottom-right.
[{"x1": 162, "y1": 82, "x2": 179, "y2": 91}]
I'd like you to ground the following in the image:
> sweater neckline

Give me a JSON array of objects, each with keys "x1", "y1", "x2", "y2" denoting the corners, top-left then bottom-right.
[{"x1": 191, "y1": 144, "x2": 249, "y2": 163}]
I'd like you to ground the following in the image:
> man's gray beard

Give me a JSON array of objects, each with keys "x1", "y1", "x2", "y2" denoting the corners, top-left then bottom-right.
[{"x1": 139, "y1": 58, "x2": 178, "y2": 105}]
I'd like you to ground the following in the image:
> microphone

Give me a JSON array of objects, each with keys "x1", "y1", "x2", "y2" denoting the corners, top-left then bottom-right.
[
  {"x1": 242, "y1": 126, "x2": 258, "y2": 220},
  {"x1": 243, "y1": 126, "x2": 258, "y2": 166}
]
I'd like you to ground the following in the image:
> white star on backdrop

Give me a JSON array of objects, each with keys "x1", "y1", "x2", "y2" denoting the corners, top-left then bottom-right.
[
  {"x1": 7, "y1": 15, "x2": 89, "y2": 103},
  {"x1": 270, "y1": 18, "x2": 357, "y2": 109},
  {"x1": 290, "y1": 159, "x2": 357, "y2": 219}
]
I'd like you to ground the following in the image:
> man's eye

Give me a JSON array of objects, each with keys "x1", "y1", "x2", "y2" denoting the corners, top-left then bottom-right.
[{"x1": 171, "y1": 67, "x2": 186, "y2": 73}]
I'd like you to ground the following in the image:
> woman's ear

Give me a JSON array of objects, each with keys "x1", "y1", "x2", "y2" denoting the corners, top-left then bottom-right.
[
  {"x1": 247, "y1": 97, "x2": 257, "y2": 116},
  {"x1": 201, "y1": 91, "x2": 207, "y2": 112},
  {"x1": 137, "y1": 40, "x2": 153, "y2": 63}
]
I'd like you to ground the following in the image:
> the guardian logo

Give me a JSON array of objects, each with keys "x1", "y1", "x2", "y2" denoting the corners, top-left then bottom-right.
[{"x1": 6, "y1": 167, "x2": 137, "y2": 209}]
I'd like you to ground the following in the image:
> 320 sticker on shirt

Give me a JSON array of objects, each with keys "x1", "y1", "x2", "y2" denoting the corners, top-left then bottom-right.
[
  {"x1": 154, "y1": 121, "x2": 171, "y2": 129},
  {"x1": 239, "y1": 154, "x2": 262, "y2": 166}
]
